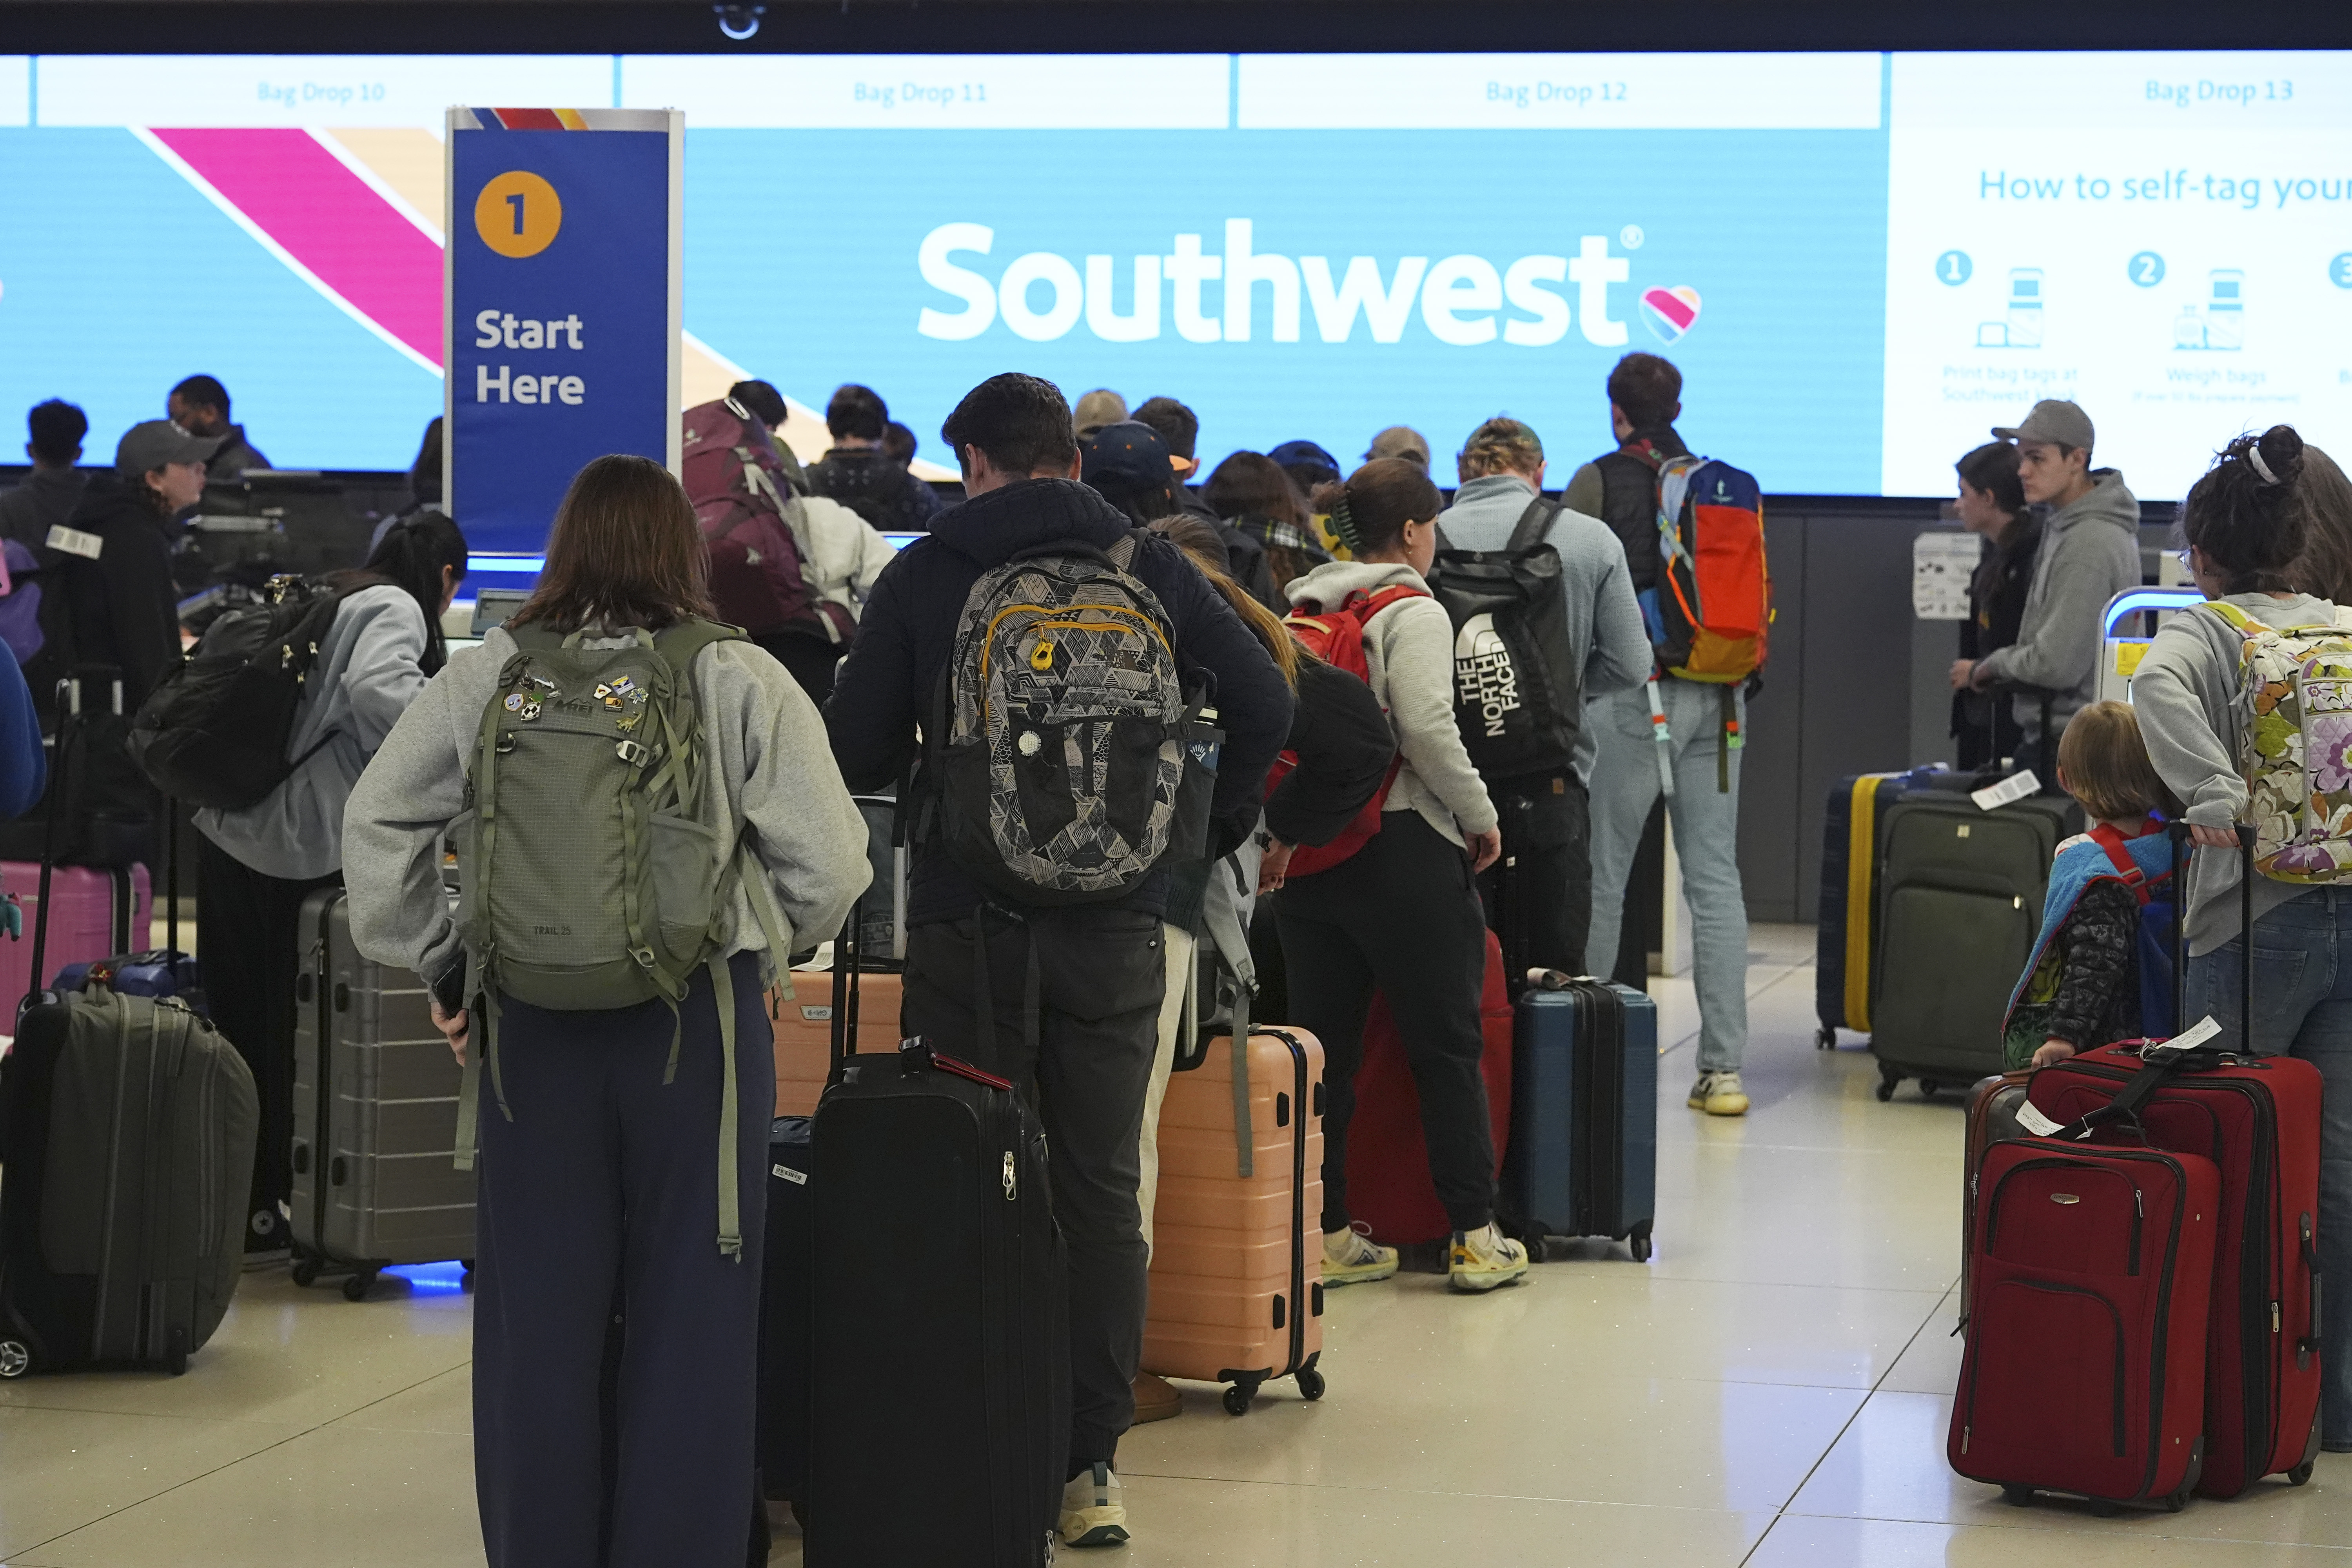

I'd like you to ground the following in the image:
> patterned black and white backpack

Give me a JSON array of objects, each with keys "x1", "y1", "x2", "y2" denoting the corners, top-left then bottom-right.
[{"x1": 931, "y1": 534, "x2": 1206, "y2": 904}]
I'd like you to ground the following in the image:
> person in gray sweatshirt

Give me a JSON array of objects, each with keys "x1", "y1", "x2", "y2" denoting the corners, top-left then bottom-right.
[
  {"x1": 1958, "y1": 399, "x2": 2142, "y2": 764},
  {"x1": 341, "y1": 457, "x2": 870, "y2": 1567},
  {"x1": 1436, "y1": 416, "x2": 1650, "y2": 975},
  {"x1": 1277, "y1": 458, "x2": 1531, "y2": 1296},
  {"x1": 2131, "y1": 425, "x2": 2351, "y2": 1452},
  {"x1": 194, "y1": 510, "x2": 468, "y2": 1261}
]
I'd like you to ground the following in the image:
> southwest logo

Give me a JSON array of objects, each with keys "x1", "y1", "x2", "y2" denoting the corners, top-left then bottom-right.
[{"x1": 1641, "y1": 285, "x2": 1701, "y2": 344}]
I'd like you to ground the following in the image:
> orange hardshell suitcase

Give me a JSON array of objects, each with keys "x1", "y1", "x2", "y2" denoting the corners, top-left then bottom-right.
[
  {"x1": 770, "y1": 968, "x2": 904, "y2": 1116},
  {"x1": 1142, "y1": 1024, "x2": 1328, "y2": 1414}
]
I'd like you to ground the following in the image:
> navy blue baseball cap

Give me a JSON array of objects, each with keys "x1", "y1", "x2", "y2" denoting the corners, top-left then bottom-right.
[
  {"x1": 1267, "y1": 439, "x2": 1341, "y2": 483},
  {"x1": 1080, "y1": 421, "x2": 1177, "y2": 499}
]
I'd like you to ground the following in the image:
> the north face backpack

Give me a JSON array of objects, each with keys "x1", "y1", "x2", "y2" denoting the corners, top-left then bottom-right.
[
  {"x1": 129, "y1": 574, "x2": 372, "y2": 810},
  {"x1": 0, "y1": 539, "x2": 42, "y2": 667},
  {"x1": 452, "y1": 617, "x2": 793, "y2": 1258},
  {"x1": 682, "y1": 399, "x2": 847, "y2": 644},
  {"x1": 931, "y1": 535, "x2": 1209, "y2": 906},
  {"x1": 1430, "y1": 497, "x2": 1582, "y2": 783},
  {"x1": 1269, "y1": 583, "x2": 1426, "y2": 878},
  {"x1": 1645, "y1": 456, "x2": 1771, "y2": 684},
  {"x1": 2205, "y1": 600, "x2": 2352, "y2": 883}
]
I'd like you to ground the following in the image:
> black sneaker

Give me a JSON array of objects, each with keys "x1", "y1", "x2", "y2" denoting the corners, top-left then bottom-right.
[{"x1": 243, "y1": 1206, "x2": 290, "y2": 1268}]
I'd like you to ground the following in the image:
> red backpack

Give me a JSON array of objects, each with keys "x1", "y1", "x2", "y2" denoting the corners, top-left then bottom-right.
[
  {"x1": 1267, "y1": 584, "x2": 1425, "y2": 877},
  {"x1": 681, "y1": 399, "x2": 849, "y2": 642}
]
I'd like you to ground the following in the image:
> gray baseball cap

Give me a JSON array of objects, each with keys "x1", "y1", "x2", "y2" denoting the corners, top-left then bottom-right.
[
  {"x1": 1071, "y1": 388, "x2": 1127, "y2": 439},
  {"x1": 1993, "y1": 399, "x2": 2094, "y2": 452},
  {"x1": 1366, "y1": 424, "x2": 1431, "y2": 468},
  {"x1": 115, "y1": 419, "x2": 221, "y2": 478}
]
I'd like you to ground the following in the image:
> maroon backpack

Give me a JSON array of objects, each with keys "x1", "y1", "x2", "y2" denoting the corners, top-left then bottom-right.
[{"x1": 681, "y1": 399, "x2": 848, "y2": 642}]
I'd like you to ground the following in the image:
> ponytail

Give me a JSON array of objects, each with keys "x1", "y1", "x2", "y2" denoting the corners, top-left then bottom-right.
[{"x1": 356, "y1": 510, "x2": 469, "y2": 674}]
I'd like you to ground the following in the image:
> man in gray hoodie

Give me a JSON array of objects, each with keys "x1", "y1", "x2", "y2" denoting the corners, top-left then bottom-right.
[
  {"x1": 1956, "y1": 399, "x2": 2141, "y2": 766},
  {"x1": 1435, "y1": 416, "x2": 1650, "y2": 973}
]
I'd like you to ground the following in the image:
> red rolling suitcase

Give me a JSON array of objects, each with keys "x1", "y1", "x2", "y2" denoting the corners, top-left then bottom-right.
[
  {"x1": 1950, "y1": 1136, "x2": 2220, "y2": 1509},
  {"x1": 1343, "y1": 927, "x2": 1512, "y2": 1249},
  {"x1": 2022, "y1": 825, "x2": 2327, "y2": 1497}
]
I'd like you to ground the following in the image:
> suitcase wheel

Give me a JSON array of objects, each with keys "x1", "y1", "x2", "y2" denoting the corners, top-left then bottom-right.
[
  {"x1": 1295, "y1": 1367, "x2": 1325, "y2": 1402},
  {"x1": 341, "y1": 1271, "x2": 379, "y2": 1303},
  {"x1": 1222, "y1": 1379, "x2": 1262, "y2": 1416},
  {"x1": 291, "y1": 1258, "x2": 320, "y2": 1288},
  {"x1": 165, "y1": 1348, "x2": 189, "y2": 1377},
  {"x1": 1875, "y1": 1065, "x2": 1900, "y2": 1102},
  {"x1": 2001, "y1": 1485, "x2": 2033, "y2": 1508},
  {"x1": 2290, "y1": 1458, "x2": 2317, "y2": 1486},
  {"x1": 1815, "y1": 1026, "x2": 1836, "y2": 1051},
  {"x1": 2163, "y1": 1481, "x2": 2193, "y2": 1512},
  {"x1": 1919, "y1": 1080, "x2": 1944, "y2": 1100},
  {"x1": 0, "y1": 1339, "x2": 30, "y2": 1379},
  {"x1": 1628, "y1": 1228, "x2": 1653, "y2": 1264}
]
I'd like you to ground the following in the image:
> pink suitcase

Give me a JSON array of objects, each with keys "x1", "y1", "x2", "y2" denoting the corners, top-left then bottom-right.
[{"x1": 1, "y1": 861, "x2": 152, "y2": 1017}]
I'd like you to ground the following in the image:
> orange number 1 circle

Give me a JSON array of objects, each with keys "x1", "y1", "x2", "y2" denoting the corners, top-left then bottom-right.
[{"x1": 474, "y1": 171, "x2": 563, "y2": 259}]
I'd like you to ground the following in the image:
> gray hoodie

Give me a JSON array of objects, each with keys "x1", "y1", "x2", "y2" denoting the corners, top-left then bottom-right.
[
  {"x1": 1285, "y1": 558, "x2": 1498, "y2": 847},
  {"x1": 341, "y1": 624, "x2": 872, "y2": 1000},
  {"x1": 1975, "y1": 468, "x2": 2141, "y2": 732},
  {"x1": 2130, "y1": 590, "x2": 2332, "y2": 956},
  {"x1": 1434, "y1": 474, "x2": 1653, "y2": 786},
  {"x1": 196, "y1": 584, "x2": 428, "y2": 881}
]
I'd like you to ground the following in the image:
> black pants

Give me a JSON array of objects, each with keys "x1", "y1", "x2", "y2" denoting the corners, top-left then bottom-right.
[
  {"x1": 1277, "y1": 811, "x2": 1498, "y2": 1236},
  {"x1": 195, "y1": 834, "x2": 339, "y2": 1248},
  {"x1": 902, "y1": 906, "x2": 1164, "y2": 1470},
  {"x1": 472, "y1": 951, "x2": 773, "y2": 1568},
  {"x1": 1478, "y1": 771, "x2": 1591, "y2": 978},
  {"x1": 755, "y1": 631, "x2": 840, "y2": 707}
]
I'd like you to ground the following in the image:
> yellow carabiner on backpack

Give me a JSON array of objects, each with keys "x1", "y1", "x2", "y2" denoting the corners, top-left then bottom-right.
[{"x1": 1030, "y1": 639, "x2": 1056, "y2": 671}]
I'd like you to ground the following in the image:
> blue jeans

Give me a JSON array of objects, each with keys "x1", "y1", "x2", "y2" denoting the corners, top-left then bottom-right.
[
  {"x1": 2188, "y1": 887, "x2": 2352, "y2": 1445},
  {"x1": 1584, "y1": 679, "x2": 1749, "y2": 1074}
]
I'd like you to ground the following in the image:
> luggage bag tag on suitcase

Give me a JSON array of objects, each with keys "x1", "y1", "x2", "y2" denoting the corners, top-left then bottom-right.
[{"x1": 1179, "y1": 853, "x2": 1261, "y2": 1176}]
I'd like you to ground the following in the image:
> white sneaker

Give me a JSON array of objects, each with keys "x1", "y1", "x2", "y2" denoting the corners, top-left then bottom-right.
[
  {"x1": 1321, "y1": 1224, "x2": 1399, "y2": 1286},
  {"x1": 1689, "y1": 1071, "x2": 1749, "y2": 1116},
  {"x1": 1447, "y1": 1222, "x2": 1532, "y2": 1293},
  {"x1": 1059, "y1": 1462, "x2": 1128, "y2": 1548}
]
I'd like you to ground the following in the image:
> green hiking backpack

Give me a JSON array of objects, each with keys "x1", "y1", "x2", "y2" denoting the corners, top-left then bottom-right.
[{"x1": 450, "y1": 618, "x2": 793, "y2": 1259}]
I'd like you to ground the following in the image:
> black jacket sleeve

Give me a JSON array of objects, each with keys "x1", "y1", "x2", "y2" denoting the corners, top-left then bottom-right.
[
  {"x1": 1264, "y1": 659, "x2": 1394, "y2": 847},
  {"x1": 107, "y1": 527, "x2": 181, "y2": 709},
  {"x1": 822, "y1": 553, "x2": 923, "y2": 792},
  {"x1": 1146, "y1": 540, "x2": 1295, "y2": 859}
]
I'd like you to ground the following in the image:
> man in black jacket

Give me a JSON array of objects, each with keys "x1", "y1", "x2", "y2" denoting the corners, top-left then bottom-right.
[
  {"x1": 806, "y1": 383, "x2": 943, "y2": 533},
  {"x1": 826, "y1": 372, "x2": 1291, "y2": 1550},
  {"x1": 167, "y1": 375, "x2": 269, "y2": 480}
]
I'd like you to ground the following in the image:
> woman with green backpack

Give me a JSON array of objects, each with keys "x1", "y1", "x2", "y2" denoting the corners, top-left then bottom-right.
[
  {"x1": 2132, "y1": 423, "x2": 2352, "y2": 1454},
  {"x1": 342, "y1": 455, "x2": 871, "y2": 1567}
]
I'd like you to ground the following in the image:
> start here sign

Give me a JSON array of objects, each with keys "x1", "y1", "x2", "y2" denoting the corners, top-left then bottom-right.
[{"x1": 445, "y1": 106, "x2": 682, "y2": 559}]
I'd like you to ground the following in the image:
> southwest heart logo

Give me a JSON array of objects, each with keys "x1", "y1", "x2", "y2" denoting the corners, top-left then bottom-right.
[{"x1": 1640, "y1": 285, "x2": 1701, "y2": 344}]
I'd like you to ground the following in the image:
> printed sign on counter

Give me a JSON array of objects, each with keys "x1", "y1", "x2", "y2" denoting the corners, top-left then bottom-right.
[
  {"x1": 446, "y1": 106, "x2": 681, "y2": 559},
  {"x1": 1912, "y1": 529, "x2": 1984, "y2": 620}
]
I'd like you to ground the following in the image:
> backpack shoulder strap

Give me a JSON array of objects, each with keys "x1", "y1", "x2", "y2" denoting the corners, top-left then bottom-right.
[
  {"x1": 1504, "y1": 494, "x2": 1565, "y2": 554},
  {"x1": 652, "y1": 617, "x2": 748, "y2": 673}
]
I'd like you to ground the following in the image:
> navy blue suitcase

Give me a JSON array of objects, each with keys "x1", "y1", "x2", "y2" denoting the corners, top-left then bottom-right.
[{"x1": 1500, "y1": 973, "x2": 1658, "y2": 1261}]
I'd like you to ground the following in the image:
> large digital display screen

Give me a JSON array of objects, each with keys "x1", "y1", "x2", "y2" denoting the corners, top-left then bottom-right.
[{"x1": 0, "y1": 50, "x2": 2347, "y2": 501}]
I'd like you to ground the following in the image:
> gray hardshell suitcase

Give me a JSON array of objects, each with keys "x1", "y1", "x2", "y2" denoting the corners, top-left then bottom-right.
[
  {"x1": 1867, "y1": 794, "x2": 2076, "y2": 1101},
  {"x1": 290, "y1": 887, "x2": 475, "y2": 1299}
]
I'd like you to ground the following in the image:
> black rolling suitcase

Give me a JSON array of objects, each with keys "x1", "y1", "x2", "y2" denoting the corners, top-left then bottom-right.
[
  {"x1": 0, "y1": 980, "x2": 257, "y2": 1377},
  {"x1": 1501, "y1": 971, "x2": 1659, "y2": 1261},
  {"x1": 1867, "y1": 791, "x2": 2077, "y2": 1100},
  {"x1": 801, "y1": 982, "x2": 1068, "y2": 1564}
]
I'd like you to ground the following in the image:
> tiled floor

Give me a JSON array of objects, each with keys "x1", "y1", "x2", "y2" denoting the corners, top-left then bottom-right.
[{"x1": 4, "y1": 924, "x2": 2345, "y2": 1565}]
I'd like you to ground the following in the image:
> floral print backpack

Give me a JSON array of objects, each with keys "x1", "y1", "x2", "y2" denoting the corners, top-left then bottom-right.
[{"x1": 2207, "y1": 599, "x2": 2352, "y2": 882}]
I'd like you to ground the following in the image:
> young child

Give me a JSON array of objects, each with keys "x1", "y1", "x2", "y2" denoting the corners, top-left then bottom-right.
[{"x1": 2002, "y1": 701, "x2": 2183, "y2": 1070}]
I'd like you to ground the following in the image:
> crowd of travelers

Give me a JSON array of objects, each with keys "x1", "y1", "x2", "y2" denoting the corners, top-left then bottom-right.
[{"x1": 4, "y1": 356, "x2": 2348, "y2": 1564}]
